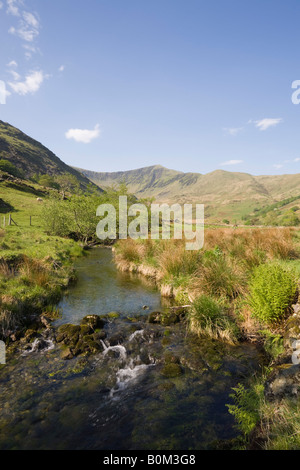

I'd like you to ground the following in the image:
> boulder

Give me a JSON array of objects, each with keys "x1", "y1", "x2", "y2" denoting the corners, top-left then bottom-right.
[
  {"x1": 265, "y1": 364, "x2": 300, "y2": 401},
  {"x1": 80, "y1": 315, "x2": 105, "y2": 330}
]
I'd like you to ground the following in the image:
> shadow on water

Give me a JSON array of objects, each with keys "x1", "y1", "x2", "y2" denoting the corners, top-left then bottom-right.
[{"x1": 0, "y1": 248, "x2": 265, "y2": 450}]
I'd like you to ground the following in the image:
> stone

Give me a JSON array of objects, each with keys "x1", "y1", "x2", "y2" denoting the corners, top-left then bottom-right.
[
  {"x1": 56, "y1": 324, "x2": 81, "y2": 345},
  {"x1": 60, "y1": 347, "x2": 74, "y2": 360},
  {"x1": 161, "y1": 363, "x2": 183, "y2": 378},
  {"x1": 148, "y1": 311, "x2": 162, "y2": 323},
  {"x1": 80, "y1": 315, "x2": 104, "y2": 330},
  {"x1": 265, "y1": 364, "x2": 300, "y2": 400}
]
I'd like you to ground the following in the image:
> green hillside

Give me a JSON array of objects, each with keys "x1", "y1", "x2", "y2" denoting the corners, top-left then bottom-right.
[{"x1": 0, "y1": 120, "x2": 97, "y2": 190}]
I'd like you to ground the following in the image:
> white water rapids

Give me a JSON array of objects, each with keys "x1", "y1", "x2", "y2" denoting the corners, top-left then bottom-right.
[{"x1": 100, "y1": 333, "x2": 154, "y2": 399}]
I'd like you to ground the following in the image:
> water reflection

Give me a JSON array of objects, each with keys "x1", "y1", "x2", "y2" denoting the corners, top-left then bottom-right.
[{"x1": 56, "y1": 247, "x2": 171, "y2": 326}]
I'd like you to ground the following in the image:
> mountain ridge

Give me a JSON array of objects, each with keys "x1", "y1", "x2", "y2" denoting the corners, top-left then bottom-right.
[
  {"x1": 0, "y1": 120, "x2": 97, "y2": 190},
  {"x1": 75, "y1": 165, "x2": 300, "y2": 222}
]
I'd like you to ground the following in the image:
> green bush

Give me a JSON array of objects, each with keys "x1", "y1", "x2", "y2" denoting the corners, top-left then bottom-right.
[{"x1": 248, "y1": 263, "x2": 297, "y2": 325}]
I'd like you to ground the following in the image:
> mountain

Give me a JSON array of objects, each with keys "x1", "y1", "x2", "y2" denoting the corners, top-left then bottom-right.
[
  {"x1": 0, "y1": 120, "x2": 97, "y2": 190},
  {"x1": 76, "y1": 165, "x2": 300, "y2": 222}
]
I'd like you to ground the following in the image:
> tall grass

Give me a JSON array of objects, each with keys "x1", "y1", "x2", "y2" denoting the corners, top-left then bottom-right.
[
  {"x1": 115, "y1": 228, "x2": 299, "y2": 302},
  {"x1": 18, "y1": 256, "x2": 51, "y2": 288},
  {"x1": 189, "y1": 294, "x2": 240, "y2": 344},
  {"x1": 0, "y1": 260, "x2": 15, "y2": 279},
  {"x1": 204, "y1": 227, "x2": 297, "y2": 263},
  {"x1": 192, "y1": 250, "x2": 247, "y2": 299}
]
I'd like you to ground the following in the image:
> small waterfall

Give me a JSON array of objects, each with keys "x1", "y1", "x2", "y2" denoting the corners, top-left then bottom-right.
[
  {"x1": 109, "y1": 358, "x2": 152, "y2": 399},
  {"x1": 128, "y1": 329, "x2": 144, "y2": 342},
  {"x1": 100, "y1": 335, "x2": 154, "y2": 400},
  {"x1": 101, "y1": 340, "x2": 127, "y2": 361},
  {"x1": 22, "y1": 337, "x2": 55, "y2": 356}
]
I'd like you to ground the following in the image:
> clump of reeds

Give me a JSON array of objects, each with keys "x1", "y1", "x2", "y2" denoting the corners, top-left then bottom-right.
[
  {"x1": 0, "y1": 260, "x2": 15, "y2": 279},
  {"x1": 188, "y1": 294, "x2": 240, "y2": 344},
  {"x1": 204, "y1": 227, "x2": 298, "y2": 263},
  {"x1": 18, "y1": 256, "x2": 51, "y2": 288}
]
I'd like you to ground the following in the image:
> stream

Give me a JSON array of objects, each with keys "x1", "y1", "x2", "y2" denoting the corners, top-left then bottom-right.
[{"x1": 0, "y1": 248, "x2": 264, "y2": 450}]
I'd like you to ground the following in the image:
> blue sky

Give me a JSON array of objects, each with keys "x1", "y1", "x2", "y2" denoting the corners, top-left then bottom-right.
[{"x1": 1, "y1": 0, "x2": 300, "y2": 175}]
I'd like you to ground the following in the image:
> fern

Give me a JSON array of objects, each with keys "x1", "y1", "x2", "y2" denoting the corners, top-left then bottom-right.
[
  {"x1": 248, "y1": 263, "x2": 297, "y2": 325},
  {"x1": 227, "y1": 382, "x2": 265, "y2": 437}
]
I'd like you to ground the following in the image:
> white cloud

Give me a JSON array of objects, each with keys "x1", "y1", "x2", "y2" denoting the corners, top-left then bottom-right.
[
  {"x1": 9, "y1": 69, "x2": 21, "y2": 81},
  {"x1": 0, "y1": 2, "x2": 4, "y2": 9},
  {"x1": 6, "y1": 0, "x2": 20, "y2": 16},
  {"x1": 8, "y1": 70, "x2": 47, "y2": 95},
  {"x1": 220, "y1": 160, "x2": 243, "y2": 166},
  {"x1": 7, "y1": 2, "x2": 40, "y2": 48},
  {"x1": 254, "y1": 118, "x2": 283, "y2": 131},
  {"x1": 294, "y1": 158, "x2": 300, "y2": 162},
  {"x1": 273, "y1": 164, "x2": 283, "y2": 169},
  {"x1": 223, "y1": 127, "x2": 244, "y2": 136},
  {"x1": 58, "y1": 65, "x2": 65, "y2": 72},
  {"x1": 65, "y1": 124, "x2": 101, "y2": 144},
  {"x1": 0, "y1": 81, "x2": 11, "y2": 104},
  {"x1": 23, "y1": 11, "x2": 39, "y2": 28},
  {"x1": 7, "y1": 60, "x2": 18, "y2": 67}
]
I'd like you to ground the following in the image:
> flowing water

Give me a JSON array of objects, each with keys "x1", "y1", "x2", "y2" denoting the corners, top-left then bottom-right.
[{"x1": 0, "y1": 248, "x2": 264, "y2": 450}]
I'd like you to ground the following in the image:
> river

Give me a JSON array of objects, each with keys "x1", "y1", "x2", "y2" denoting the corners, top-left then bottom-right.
[{"x1": 0, "y1": 248, "x2": 264, "y2": 450}]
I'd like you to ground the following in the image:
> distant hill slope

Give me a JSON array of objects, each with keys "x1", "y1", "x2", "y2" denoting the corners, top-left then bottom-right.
[
  {"x1": 0, "y1": 120, "x2": 97, "y2": 190},
  {"x1": 76, "y1": 165, "x2": 300, "y2": 222}
]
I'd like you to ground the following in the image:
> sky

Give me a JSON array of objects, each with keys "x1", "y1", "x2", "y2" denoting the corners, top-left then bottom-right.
[{"x1": 1, "y1": 0, "x2": 300, "y2": 175}]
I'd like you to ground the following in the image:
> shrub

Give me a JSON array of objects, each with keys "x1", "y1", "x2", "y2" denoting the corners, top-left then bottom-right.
[{"x1": 248, "y1": 263, "x2": 297, "y2": 325}]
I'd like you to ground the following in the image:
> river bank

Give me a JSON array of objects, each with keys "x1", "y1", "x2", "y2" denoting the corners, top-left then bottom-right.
[
  {"x1": 112, "y1": 231, "x2": 300, "y2": 449},
  {"x1": 1, "y1": 225, "x2": 300, "y2": 450},
  {"x1": 0, "y1": 247, "x2": 266, "y2": 450}
]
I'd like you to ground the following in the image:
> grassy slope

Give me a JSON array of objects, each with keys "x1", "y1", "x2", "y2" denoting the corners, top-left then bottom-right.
[
  {"x1": 0, "y1": 176, "x2": 85, "y2": 336},
  {"x1": 0, "y1": 181, "x2": 81, "y2": 260},
  {"x1": 0, "y1": 120, "x2": 97, "y2": 191}
]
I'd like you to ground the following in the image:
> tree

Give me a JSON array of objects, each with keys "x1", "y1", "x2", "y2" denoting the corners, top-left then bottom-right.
[
  {"x1": 38, "y1": 174, "x2": 60, "y2": 190},
  {"x1": 42, "y1": 183, "x2": 137, "y2": 245},
  {"x1": 54, "y1": 173, "x2": 81, "y2": 199}
]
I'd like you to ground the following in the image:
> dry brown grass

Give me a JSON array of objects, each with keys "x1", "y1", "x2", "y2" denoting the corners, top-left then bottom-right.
[
  {"x1": 204, "y1": 227, "x2": 297, "y2": 262},
  {"x1": 18, "y1": 256, "x2": 51, "y2": 287},
  {"x1": 115, "y1": 227, "x2": 299, "y2": 303},
  {"x1": 0, "y1": 260, "x2": 15, "y2": 279},
  {"x1": 237, "y1": 304, "x2": 262, "y2": 340}
]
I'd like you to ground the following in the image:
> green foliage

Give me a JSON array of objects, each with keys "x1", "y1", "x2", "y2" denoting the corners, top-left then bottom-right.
[
  {"x1": 227, "y1": 381, "x2": 265, "y2": 438},
  {"x1": 259, "y1": 329, "x2": 284, "y2": 359},
  {"x1": 42, "y1": 183, "x2": 136, "y2": 244},
  {"x1": 0, "y1": 159, "x2": 24, "y2": 179},
  {"x1": 248, "y1": 263, "x2": 297, "y2": 325},
  {"x1": 36, "y1": 174, "x2": 60, "y2": 190},
  {"x1": 280, "y1": 210, "x2": 300, "y2": 227}
]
